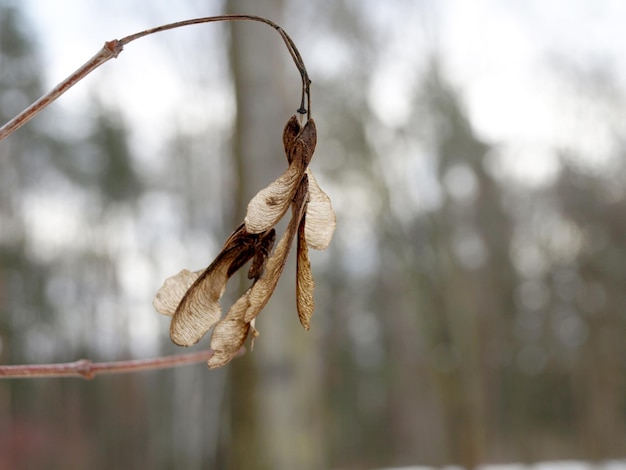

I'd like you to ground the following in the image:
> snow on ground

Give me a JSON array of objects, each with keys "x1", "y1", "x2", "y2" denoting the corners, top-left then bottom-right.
[{"x1": 377, "y1": 460, "x2": 626, "y2": 470}]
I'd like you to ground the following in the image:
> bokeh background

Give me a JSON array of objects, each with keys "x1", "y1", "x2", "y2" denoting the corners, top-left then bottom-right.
[{"x1": 1, "y1": 0, "x2": 625, "y2": 469}]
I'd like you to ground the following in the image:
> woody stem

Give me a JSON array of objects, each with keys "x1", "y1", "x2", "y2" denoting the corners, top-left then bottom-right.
[
  {"x1": 0, "y1": 348, "x2": 245, "y2": 379},
  {"x1": 0, "y1": 14, "x2": 311, "y2": 141}
]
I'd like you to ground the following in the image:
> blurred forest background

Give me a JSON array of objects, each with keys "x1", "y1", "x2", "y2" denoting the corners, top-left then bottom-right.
[{"x1": 1, "y1": 0, "x2": 626, "y2": 469}]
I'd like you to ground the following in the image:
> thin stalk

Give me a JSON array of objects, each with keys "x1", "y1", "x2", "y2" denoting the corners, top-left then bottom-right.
[
  {"x1": 0, "y1": 348, "x2": 244, "y2": 379},
  {"x1": 0, "y1": 14, "x2": 311, "y2": 141}
]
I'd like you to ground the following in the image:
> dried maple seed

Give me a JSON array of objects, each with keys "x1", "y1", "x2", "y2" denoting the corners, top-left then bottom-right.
[
  {"x1": 303, "y1": 170, "x2": 336, "y2": 250},
  {"x1": 244, "y1": 118, "x2": 316, "y2": 234},
  {"x1": 248, "y1": 229, "x2": 276, "y2": 280},
  {"x1": 154, "y1": 115, "x2": 336, "y2": 368},
  {"x1": 296, "y1": 212, "x2": 314, "y2": 330},
  {"x1": 208, "y1": 176, "x2": 310, "y2": 368},
  {"x1": 283, "y1": 114, "x2": 301, "y2": 163}
]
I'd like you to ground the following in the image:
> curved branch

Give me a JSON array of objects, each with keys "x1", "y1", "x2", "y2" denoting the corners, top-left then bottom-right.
[
  {"x1": 0, "y1": 41, "x2": 121, "y2": 141},
  {"x1": 0, "y1": 347, "x2": 245, "y2": 379},
  {"x1": 0, "y1": 14, "x2": 311, "y2": 142}
]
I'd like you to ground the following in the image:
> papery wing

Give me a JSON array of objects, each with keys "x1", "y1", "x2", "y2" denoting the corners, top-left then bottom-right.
[
  {"x1": 244, "y1": 119, "x2": 317, "y2": 234},
  {"x1": 169, "y1": 263, "x2": 229, "y2": 347},
  {"x1": 153, "y1": 269, "x2": 203, "y2": 316},
  {"x1": 304, "y1": 170, "x2": 336, "y2": 250},
  {"x1": 207, "y1": 291, "x2": 252, "y2": 369},
  {"x1": 169, "y1": 225, "x2": 257, "y2": 347},
  {"x1": 296, "y1": 215, "x2": 314, "y2": 330}
]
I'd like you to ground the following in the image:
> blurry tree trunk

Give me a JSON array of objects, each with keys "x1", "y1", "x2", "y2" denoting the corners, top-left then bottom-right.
[
  {"x1": 226, "y1": 1, "x2": 325, "y2": 468},
  {"x1": 413, "y1": 61, "x2": 514, "y2": 467}
]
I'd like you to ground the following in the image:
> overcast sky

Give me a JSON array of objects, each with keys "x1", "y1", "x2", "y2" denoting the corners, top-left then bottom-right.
[{"x1": 20, "y1": 0, "x2": 626, "y2": 188}]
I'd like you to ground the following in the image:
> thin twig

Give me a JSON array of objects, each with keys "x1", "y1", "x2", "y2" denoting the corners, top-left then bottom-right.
[
  {"x1": 117, "y1": 15, "x2": 311, "y2": 115},
  {"x1": 0, "y1": 348, "x2": 244, "y2": 379},
  {"x1": 0, "y1": 41, "x2": 122, "y2": 141},
  {"x1": 0, "y1": 14, "x2": 310, "y2": 142}
]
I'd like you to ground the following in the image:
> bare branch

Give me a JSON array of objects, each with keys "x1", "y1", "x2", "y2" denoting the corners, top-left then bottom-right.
[
  {"x1": 0, "y1": 15, "x2": 310, "y2": 142},
  {"x1": 0, "y1": 41, "x2": 121, "y2": 141},
  {"x1": 0, "y1": 348, "x2": 244, "y2": 379}
]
